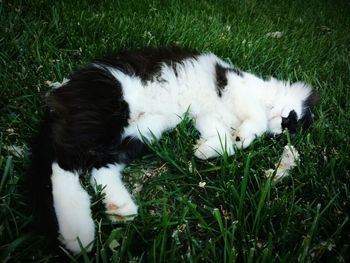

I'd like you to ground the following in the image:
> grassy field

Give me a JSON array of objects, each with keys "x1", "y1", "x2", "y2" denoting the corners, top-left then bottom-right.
[{"x1": 1, "y1": 0, "x2": 350, "y2": 262}]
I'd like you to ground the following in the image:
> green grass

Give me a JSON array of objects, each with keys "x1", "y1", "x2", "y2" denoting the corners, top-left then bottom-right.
[{"x1": 1, "y1": 0, "x2": 350, "y2": 262}]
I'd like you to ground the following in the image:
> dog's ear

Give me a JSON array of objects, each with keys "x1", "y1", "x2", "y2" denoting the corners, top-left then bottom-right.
[
  {"x1": 282, "y1": 110, "x2": 298, "y2": 134},
  {"x1": 300, "y1": 108, "x2": 314, "y2": 130},
  {"x1": 304, "y1": 91, "x2": 320, "y2": 109},
  {"x1": 300, "y1": 91, "x2": 319, "y2": 130}
]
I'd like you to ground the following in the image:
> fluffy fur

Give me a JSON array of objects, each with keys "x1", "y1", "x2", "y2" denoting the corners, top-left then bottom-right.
[{"x1": 28, "y1": 46, "x2": 317, "y2": 254}]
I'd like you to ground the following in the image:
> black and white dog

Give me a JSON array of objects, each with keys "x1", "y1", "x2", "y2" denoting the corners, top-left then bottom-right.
[{"x1": 28, "y1": 46, "x2": 317, "y2": 253}]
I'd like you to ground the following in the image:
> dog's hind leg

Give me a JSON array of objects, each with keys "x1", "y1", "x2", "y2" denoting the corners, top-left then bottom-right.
[{"x1": 51, "y1": 162, "x2": 95, "y2": 254}]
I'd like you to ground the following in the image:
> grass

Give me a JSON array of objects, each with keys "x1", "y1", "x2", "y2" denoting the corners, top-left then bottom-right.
[{"x1": 1, "y1": 0, "x2": 350, "y2": 262}]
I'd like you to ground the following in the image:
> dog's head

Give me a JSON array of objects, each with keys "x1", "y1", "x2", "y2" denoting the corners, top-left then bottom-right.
[{"x1": 267, "y1": 81, "x2": 318, "y2": 135}]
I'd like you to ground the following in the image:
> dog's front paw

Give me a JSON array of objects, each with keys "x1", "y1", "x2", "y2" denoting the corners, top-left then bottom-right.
[
  {"x1": 194, "y1": 137, "x2": 234, "y2": 159},
  {"x1": 234, "y1": 120, "x2": 266, "y2": 149},
  {"x1": 194, "y1": 138, "x2": 210, "y2": 159},
  {"x1": 233, "y1": 132, "x2": 255, "y2": 149},
  {"x1": 194, "y1": 138, "x2": 221, "y2": 159}
]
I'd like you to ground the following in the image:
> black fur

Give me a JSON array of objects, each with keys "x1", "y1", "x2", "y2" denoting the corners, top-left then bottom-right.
[
  {"x1": 300, "y1": 91, "x2": 319, "y2": 130},
  {"x1": 282, "y1": 110, "x2": 298, "y2": 134},
  {"x1": 215, "y1": 63, "x2": 243, "y2": 97},
  {"x1": 45, "y1": 66, "x2": 135, "y2": 171},
  {"x1": 94, "y1": 46, "x2": 200, "y2": 82},
  {"x1": 215, "y1": 64, "x2": 228, "y2": 97}
]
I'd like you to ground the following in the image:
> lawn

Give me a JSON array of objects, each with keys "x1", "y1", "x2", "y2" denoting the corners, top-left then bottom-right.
[{"x1": 1, "y1": 0, "x2": 350, "y2": 262}]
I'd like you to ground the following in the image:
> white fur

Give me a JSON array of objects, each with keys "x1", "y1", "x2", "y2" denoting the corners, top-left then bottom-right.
[
  {"x1": 51, "y1": 162, "x2": 95, "y2": 253},
  {"x1": 106, "y1": 53, "x2": 312, "y2": 158},
  {"x1": 90, "y1": 164, "x2": 138, "y2": 221}
]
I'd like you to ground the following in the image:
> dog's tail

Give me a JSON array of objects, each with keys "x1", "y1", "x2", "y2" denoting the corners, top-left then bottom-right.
[{"x1": 27, "y1": 109, "x2": 59, "y2": 249}]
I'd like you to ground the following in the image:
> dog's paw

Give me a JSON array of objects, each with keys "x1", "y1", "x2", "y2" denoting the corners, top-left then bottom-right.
[
  {"x1": 194, "y1": 138, "x2": 219, "y2": 159},
  {"x1": 194, "y1": 139, "x2": 209, "y2": 159},
  {"x1": 59, "y1": 217, "x2": 95, "y2": 254},
  {"x1": 194, "y1": 137, "x2": 234, "y2": 159},
  {"x1": 90, "y1": 164, "x2": 138, "y2": 222},
  {"x1": 233, "y1": 120, "x2": 265, "y2": 149},
  {"x1": 105, "y1": 197, "x2": 138, "y2": 222},
  {"x1": 62, "y1": 233, "x2": 94, "y2": 254},
  {"x1": 234, "y1": 134, "x2": 255, "y2": 149}
]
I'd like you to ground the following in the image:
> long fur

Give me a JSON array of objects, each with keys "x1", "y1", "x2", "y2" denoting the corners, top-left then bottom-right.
[{"x1": 28, "y1": 46, "x2": 317, "y2": 253}]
